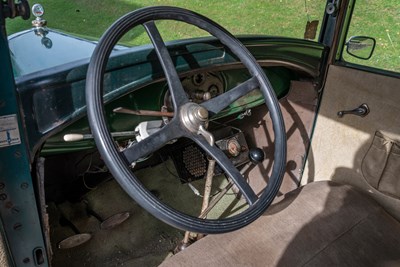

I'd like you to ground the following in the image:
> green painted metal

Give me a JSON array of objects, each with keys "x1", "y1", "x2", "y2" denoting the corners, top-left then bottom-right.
[
  {"x1": 40, "y1": 66, "x2": 295, "y2": 155},
  {"x1": 0, "y1": 9, "x2": 49, "y2": 267},
  {"x1": 13, "y1": 35, "x2": 325, "y2": 157}
]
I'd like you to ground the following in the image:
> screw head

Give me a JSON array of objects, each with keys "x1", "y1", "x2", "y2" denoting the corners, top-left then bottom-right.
[
  {"x1": 11, "y1": 207, "x2": 20, "y2": 214},
  {"x1": 13, "y1": 223, "x2": 22, "y2": 231},
  {"x1": 20, "y1": 183, "x2": 29, "y2": 190},
  {"x1": 14, "y1": 151, "x2": 22, "y2": 158}
]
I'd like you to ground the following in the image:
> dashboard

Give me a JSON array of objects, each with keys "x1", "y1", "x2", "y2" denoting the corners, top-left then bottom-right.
[{"x1": 13, "y1": 35, "x2": 326, "y2": 157}]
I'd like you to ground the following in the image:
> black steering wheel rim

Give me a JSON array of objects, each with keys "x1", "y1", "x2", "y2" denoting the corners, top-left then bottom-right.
[{"x1": 86, "y1": 6, "x2": 286, "y2": 234}]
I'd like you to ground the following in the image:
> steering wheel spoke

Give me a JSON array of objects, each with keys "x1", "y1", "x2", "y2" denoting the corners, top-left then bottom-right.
[
  {"x1": 122, "y1": 121, "x2": 181, "y2": 164},
  {"x1": 143, "y1": 21, "x2": 189, "y2": 108},
  {"x1": 190, "y1": 133, "x2": 258, "y2": 205},
  {"x1": 202, "y1": 76, "x2": 259, "y2": 116}
]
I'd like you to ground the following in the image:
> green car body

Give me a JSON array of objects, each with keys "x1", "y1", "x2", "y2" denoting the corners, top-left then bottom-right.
[{"x1": 1, "y1": 0, "x2": 398, "y2": 266}]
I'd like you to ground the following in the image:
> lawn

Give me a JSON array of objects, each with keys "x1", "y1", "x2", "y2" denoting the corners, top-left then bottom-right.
[
  {"x1": 6, "y1": 0, "x2": 398, "y2": 72},
  {"x1": 6, "y1": 0, "x2": 324, "y2": 45},
  {"x1": 343, "y1": 0, "x2": 399, "y2": 72}
]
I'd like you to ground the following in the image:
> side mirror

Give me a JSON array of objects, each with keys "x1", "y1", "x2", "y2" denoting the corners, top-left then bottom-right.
[{"x1": 345, "y1": 36, "x2": 376, "y2": 60}]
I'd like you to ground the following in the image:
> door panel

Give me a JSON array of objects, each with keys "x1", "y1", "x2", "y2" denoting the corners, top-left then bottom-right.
[{"x1": 303, "y1": 65, "x2": 400, "y2": 220}]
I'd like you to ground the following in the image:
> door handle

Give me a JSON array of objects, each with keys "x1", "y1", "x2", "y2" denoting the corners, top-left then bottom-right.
[{"x1": 337, "y1": 103, "x2": 370, "y2": 118}]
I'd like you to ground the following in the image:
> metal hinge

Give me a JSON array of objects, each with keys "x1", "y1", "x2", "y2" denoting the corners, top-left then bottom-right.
[{"x1": 2, "y1": 0, "x2": 30, "y2": 20}]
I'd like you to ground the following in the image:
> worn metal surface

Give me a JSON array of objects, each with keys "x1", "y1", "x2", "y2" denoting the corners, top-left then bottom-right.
[
  {"x1": 12, "y1": 33, "x2": 324, "y2": 157},
  {"x1": 0, "y1": 8, "x2": 48, "y2": 266}
]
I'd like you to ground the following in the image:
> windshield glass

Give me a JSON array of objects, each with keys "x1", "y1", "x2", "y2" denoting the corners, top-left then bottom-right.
[
  {"x1": 6, "y1": 1, "x2": 326, "y2": 78},
  {"x1": 7, "y1": 1, "x2": 326, "y2": 44}
]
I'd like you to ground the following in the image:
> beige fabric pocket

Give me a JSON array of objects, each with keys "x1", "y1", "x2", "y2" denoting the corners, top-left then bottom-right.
[{"x1": 362, "y1": 132, "x2": 400, "y2": 199}]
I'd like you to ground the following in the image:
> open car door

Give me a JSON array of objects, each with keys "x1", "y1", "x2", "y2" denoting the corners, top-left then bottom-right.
[{"x1": 303, "y1": 0, "x2": 400, "y2": 219}]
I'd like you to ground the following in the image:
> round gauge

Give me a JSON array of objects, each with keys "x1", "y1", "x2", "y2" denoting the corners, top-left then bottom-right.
[
  {"x1": 227, "y1": 138, "x2": 241, "y2": 157},
  {"x1": 32, "y1": 4, "x2": 45, "y2": 18}
]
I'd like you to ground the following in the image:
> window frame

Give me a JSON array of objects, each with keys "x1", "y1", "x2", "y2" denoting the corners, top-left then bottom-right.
[{"x1": 335, "y1": 0, "x2": 400, "y2": 78}]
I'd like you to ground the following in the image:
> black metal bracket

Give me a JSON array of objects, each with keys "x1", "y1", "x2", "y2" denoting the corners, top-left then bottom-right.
[{"x1": 1, "y1": 0, "x2": 30, "y2": 20}]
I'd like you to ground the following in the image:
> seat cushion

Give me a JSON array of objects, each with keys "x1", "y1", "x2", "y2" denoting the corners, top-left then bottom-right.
[{"x1": 160, "y1": 181, "x2": 400, "y2": 266}]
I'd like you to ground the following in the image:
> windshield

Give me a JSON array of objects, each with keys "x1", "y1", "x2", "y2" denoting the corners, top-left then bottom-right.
[
  {"x1": 7, "y1": 1, "x2": 326, "y2": 44},
  {"x1": 6, "y1": 1, "x2": 326, "y2": 78}
]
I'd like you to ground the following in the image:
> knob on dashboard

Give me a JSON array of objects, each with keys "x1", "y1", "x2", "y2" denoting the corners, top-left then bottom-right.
[{"x1": 248, "y1": 148, "x2": 265, "y2": 165}]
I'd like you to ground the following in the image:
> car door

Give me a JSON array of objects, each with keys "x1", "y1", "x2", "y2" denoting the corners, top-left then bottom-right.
[{"x1": 303, "y1": 0, "x2": 400, "y2": 219}]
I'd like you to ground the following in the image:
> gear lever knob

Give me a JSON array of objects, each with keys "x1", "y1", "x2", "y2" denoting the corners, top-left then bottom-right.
[{"x1": 248, "y1": 148, "x2": 265, "y2": 164}]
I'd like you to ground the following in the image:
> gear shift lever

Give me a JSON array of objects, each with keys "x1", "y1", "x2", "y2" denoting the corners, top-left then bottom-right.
[{"x1": 248, "y1": 147, "x2": 265, "y2": 165}]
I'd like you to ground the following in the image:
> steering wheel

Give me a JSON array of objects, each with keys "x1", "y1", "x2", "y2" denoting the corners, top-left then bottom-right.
[{"x1": 86, "y1": 6, "x2": 286, "y2": 234}]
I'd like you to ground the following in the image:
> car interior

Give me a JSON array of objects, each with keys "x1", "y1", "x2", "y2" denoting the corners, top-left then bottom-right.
[{"x1": 0, "y1": 0, "x2": 399, "y2": 266}]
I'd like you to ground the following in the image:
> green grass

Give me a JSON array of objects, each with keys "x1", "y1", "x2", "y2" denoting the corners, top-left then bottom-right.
[
  {"x1": 6, "y1": 0, "x2": 324, "y2": 45},
  {"x1": 343, "y1": 0, "x2": 399, "y2": 72},
  {"x1": 6, "y1": 1, "x2": 398, "y2": 72}
]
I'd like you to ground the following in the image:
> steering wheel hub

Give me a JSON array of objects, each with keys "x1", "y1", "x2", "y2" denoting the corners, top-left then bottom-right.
[{"x1": 180, "y1": 102, "x2": 209, "y2": 133}]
